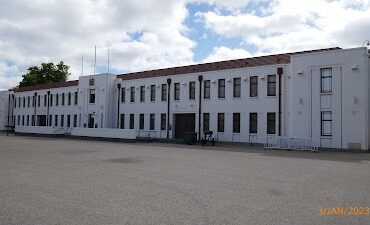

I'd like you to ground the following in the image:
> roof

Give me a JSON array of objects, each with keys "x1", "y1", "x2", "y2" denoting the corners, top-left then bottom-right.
[
  {"x1": 15, "y1": 80, "x2": 79, "y2": 93},
  {"x1": 117, "y1": 47, "x2": 341, "y2": 81},
  {"x1": 14, "y1": 47, "x2": 340, "y2": 93}
]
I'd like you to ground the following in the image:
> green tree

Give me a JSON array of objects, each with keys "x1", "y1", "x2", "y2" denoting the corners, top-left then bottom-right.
[{"x1": 18, "y1": 61, "x2": 70, "y2": 88}]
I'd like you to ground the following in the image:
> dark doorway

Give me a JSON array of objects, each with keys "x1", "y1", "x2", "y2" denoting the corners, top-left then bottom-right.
[
  {"x1": 37, "y1": 115, "x2": 47, "y2": 126},
  {"x1": 88, "y1": 114, "x2": 95, "y2": 128},
  {"x1": 174, "y1": 113, "x2": 195, "y2": 139}
]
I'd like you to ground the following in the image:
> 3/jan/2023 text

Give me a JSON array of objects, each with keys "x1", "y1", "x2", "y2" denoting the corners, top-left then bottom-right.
[{"x1": 318, "y1": 207, "x2": 369, "y2": 216}]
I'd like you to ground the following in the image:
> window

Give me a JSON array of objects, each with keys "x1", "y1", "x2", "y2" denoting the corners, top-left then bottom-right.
[
  {"x1": 217, "y1": 113, "x2": 225, "y2": 132},
  {"x1": 249, "y1": 113, "x2": 257, "y2": 133},
  {"x1": 218, "y1": 79, "x2": 225, "y2": 98},
  {"x1": 44, "y1": 95, "x2": 47, "y2": 106},
  {"x1": 61, "y1": 115, "x2": 64, "y2": 127},
  {"x1": 74, "y1": 92, "x2": 78, "y2": 105},
  {"x1": 130, "y1": 87, "x2": 135, "y2": 102},
  {"x1": 50, "y1": 94, "x2": 53, "y2": 106},
  {"x1": 23, "y1": 97, "x2": 25, "y2": 107},
  {"x1": 14, "y1": 98, "x2": 16, "y2": 108},
  {"x1": 38, "y1": 95, "x2": 40, "y2": 107},
  {"x1": 161, "y1": 114, "x2": 166, "y2": 130},
  {"x1": 18, "y1": 97, "x2": 21, "y2": 108},
  {"x1": 161, "y1": 84, "x2": 167, "y2": 101},
  {"x1": 22, "y1": 115, "x2": 24, "y2": 126},
  {"x1": 233, "y1": 113, "x2": 240, "y2": 133},
  {"x1": 267, "y1": 75, "x2": 276, "y2": 96},
  {"x1": 17, "y1": 115, "x2": 20, "y2": 126},
  {"x1": 150, "y1": 85, "x2": 156, "y2": 101},
  {"x1": 62, "y1": 93, "x2": 65, "y2": 105},
  {"x1": 321, "y1": 111, "x2": 332, "y2": 136},
  {"x1": 120, "y1": 114, "x2": 125, "y2": 129},
  {"x1": 129, "y1": 114, "x2": 134, "y2": 129},
  {"x1": 150, "y1": 114, "x2": 155, "y2": 130},
  {"x1": 68, "y1": 92, "x2": 71, "y2": 105},
  {"x1": 89, "y1": 90, "x2": 95, "y2": 104},
  {"x1": 233, "y1": 78, "x2": 241, "y2": 98},
  {"x1": 27, "y1": 97, "x2": 30, "y2": 107},
  {"x1": 250, "y1": 76, "x2": 258, "y2": 97},
  {"x1": 49, "y1": 115, "x2": 52, "y2": 126},
  {"x1": 27, "y1": 115, "x2": 30, "y2": 126},
  {"x1": 267, "y1": 113, "x2": 276, "y2": 134},
  {"x1": 73, "y1": 115, "x2": 77, "y2": 127},
  {"x1": 321, "y1": 68, "x2": 332, "y2": 93},
  {"x1": 204, "y1": 80, "x2": 210, "y2": 99},
  {"x1": 67, "y1": 115, "x2": 71, "y2": 127},
  {"x1": 174, "y1": 83, "x2": 180, "y2": 100},
  {"x1": 140, "y1": 86, "x2": 145, "y2": 102},
  {"x1": 31, "y1": 115, "x2": 35, "y2": 126},
  {"x1": 55, "y1": 115, "x2": 58, "y2": 127},
  {"x1": 203, "y1": 113, "x2": 210, "y2": 132},
  {"x1": 56, "y1": 94, "x2": 59, "y2": 106},
  {"x1": 139, "y1": 114, "x2": 145, "y2": 130},
  {"x1": 189, "y1": 81, "x2": 196, "y2": 100},
  {"x1": 121, "y1": 88, "x2": 126, "y2": 103}
]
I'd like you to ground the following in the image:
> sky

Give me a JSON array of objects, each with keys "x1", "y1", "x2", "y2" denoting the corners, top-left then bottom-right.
[{"x1": 1, "y1": 0, "x2": 370, "y2": 90}]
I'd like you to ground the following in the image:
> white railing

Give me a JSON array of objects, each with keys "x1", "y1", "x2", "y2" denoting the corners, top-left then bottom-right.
[{"x1": 264, "y1": 136, "x2": 319, "y2": 152}]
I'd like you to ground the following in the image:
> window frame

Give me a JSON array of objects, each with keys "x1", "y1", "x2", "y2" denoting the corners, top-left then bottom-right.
[
  {"x1": 150, "y1": 114, "x2": 155, "y2": 130},
  {"x1": 121, "y1": 87, "x2": 126, "y2": 103},
  {"x1": 189, "y1": 81, "x2": 196, "y2": 100},
  {"x1": 233, "y1": 113, "x2": 241, "y2": 133},
  {"x1": 130, "y1": 87, "x2": 135, "y2": 103},
  {"x1": 321, "y1": 111, "x2": 332, "y2": 136},
  {"x1": 139, "y1": 114, "x2": 145, "y2": 130},
  {"x1": 204, "y1": 80, "x2": 210, "y2": 99},
  {"x1": 150, "y1": 85, "x2": 156, "y2": 101},
  {"x1": 161, "y1": 84, "x2": 167, "y2": 101},
  {"x1": 140, "y1": 86, "x2": 145, "y2": 102},
  {"x1": 160, "y1": 113, "x2": 166, "y2": 130},
  {"x1": 218, "y1": 79, "x2": 225, "y2": 99},
  {"x1": 203, "y1": 113, "x2": 210, "y2": 132},
  {"x1": 249, "y1": 113, "x2": 257, "y2": 134},
  {"x1": 250, "y1": 76, "x2": 258, "y2": 97},
  {"x1": 217, "y1": 113, "x2": 225, "y2": 132},
  {"x1": 174, "y1": 83, "x2": 180, "y2": 100},
  {"x1": 129, "y1": 114, "x2": 134, "y2": 129},
  {"x1": 267, "y1": 75, "x2": 276, "y2": 97},
  {"x1": 267, "y1": 112, "x2": 276, "y2": 134},
  {"x1": 233, "y1": 78, "x2": 241, "y2": 98},
  {"x1": 320, "y1": 68, "x2": 332, "y2": 93}
]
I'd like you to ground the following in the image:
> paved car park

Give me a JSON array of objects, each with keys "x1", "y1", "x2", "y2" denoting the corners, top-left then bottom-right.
[{"x1": 0, "y1": 134, "x2": 369, "y2": 225}]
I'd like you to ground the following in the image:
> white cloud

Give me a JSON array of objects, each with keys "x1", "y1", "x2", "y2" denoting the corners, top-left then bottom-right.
[
  {"x1": 203, "y1": 46, "x2": 252, "y2": 63},
  {"x1": 197, "y1": 0, "x2": 370, "y2": 53}
]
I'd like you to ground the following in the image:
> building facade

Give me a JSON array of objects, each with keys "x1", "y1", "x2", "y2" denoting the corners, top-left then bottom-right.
[{"x1": 1, "y1": 47, "x2": 369, "y2": 150}]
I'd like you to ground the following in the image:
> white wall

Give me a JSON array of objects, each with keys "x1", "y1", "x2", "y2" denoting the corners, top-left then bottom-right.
[
  {"x1": 0, "y1": 91, "x2": 13, "y2": 130},
  {"x1": 71, "y1": 127, "x2": 136, "y2": 139}
]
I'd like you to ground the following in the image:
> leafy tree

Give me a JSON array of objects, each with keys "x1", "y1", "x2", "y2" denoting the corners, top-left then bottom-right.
[{"x1": 18, "y1": 61, "x2": 70, "y2": 88}]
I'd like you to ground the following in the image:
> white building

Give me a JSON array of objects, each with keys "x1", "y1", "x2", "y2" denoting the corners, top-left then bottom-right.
[{"x1": 1, "y1": 47, "x2": 369, "y2": 151}]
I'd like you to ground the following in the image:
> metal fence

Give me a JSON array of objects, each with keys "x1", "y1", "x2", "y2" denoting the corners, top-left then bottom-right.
[{"x1": 264, "y1": 136, "x2": 319, "y2": 152}]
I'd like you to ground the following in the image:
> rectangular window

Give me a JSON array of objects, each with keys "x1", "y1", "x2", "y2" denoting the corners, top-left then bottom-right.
[
  {"x1": 43, "y1": 95, "x2": 46, "y2": 106},
  {"x1": 18, "y1": 97, "x2": 21, "y2": 108},
  {"x1": 17, "y1": 115, "x2": 20, "y2": 126},
  {"x1": 129, "y1": 114, "x2": 134, "y2": 129},
  {"x1": 120, "y1": 114, "x2": 125, "y2": 129},
  {"x1": 55, "y1": 115, "x2": 58, "y2": 127},
  {"x1": 38, "y1": 95, "x2": 40, "y2": 107},
  {"x1": 140, "y1": 86, "x2": 145, "y2": 102},
  {"x1": 62, "y1": 93, "x2": 65, "y2": 105},
  {"x1": 233, "y1": 113, "x2": 240, "y2": 133},
  {"x1": 267, "y1": 75, "x2": 276, "y2": 96},
  {"x1": 56, "y1": 94, "x2": 59, "y2": 106},
  {"x1": 139, "y1": 114, "x2": 145, "y2": 130},
  {"x1": 217, "y1": 113, "x2": 225, "y2": 132},
  {"x1": 14, "y1": 98, "x2": 16, "y2": 108},
  {"x1": 73, "y1": 115, "x2": 77, "y2": 127},
  {"x1": 22, "y1": 115, "x2": 24, "y2": 126},
  {"x1": 68, "y1": 92, "x2": 71, "y2": 105},
  {"x1": 150, "y1": 85, "x2": 156, "y2": 101},
  {"x1": 203, "y1": 113, "x2": 210, "y2": 132},
  {"x1": 150, "y1": 114, "x2": 155, "y2": 130},
  {"x1": 267, "y1": 112, "x2": 276, "y2": 134},
  {"x1": 31, "y1": 115, "x2": 35, "y2": 126},
  {"x1": 27, "y1": 97, "x2": 30, "y2": 107},
  {"x1": 89, "y1": 90, "x2": 95, "y2": 104},
  {"x1": 67, "y1": 115, "x2": 71, "y2": 127},
  {"x1": 121, "y1": 88, "x2": 126, "y2": 103},
  {"x1": 27, "y1": 115, "x2": 30, "y2": 126},
  {"x1": 249, "y1": 113, "x2": 257, "y2": 133},
  {"x1": 250, "y1": 76, "x2": 258, "y2": 97},
  {"x1": 189, "y1": 81, "x2": 196, "y2": 100},
  {"x1": 49, "y1": 115, "x2": 52, "y2": 126},
  {"x1": 174, "y1": 83, "x2": 180, "y2": 100},
  {"x1": 50, "y1": 94, "x2": 53, "y2": 106},
  {"x1": 130, "y1": 87, "x2": 135, "y2": 102},
  {"x1": 204, "y1": 80, "x2": 210, "y2": 99},
  {"x1": 160, "y1": 114, "x2": 166, "y2": 130},
  {"x1": 23, "y1": 97, "x2": 25, "y2": 107},
  {"x1": 74, "y1": 92, "x2": 78, "y2": 105},
  {"x1": 321, "y1": 68, "x2": 332, "y2": 93},
  {"x1": 321, "y1": 111, "x2": 332, "y2": 136},
  {"x1": 233, "y1": 78, "x2": 241, "y2": 98},
  {"x1": 61, "y1": 115, "x2": 64, "y2": 127},
  {"x1": 218, "y1": 79, "x2": 225, "y2": 98},
  {"x1": 161, "y1": 84, "x2": 167, "y2": 101}
]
